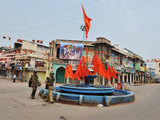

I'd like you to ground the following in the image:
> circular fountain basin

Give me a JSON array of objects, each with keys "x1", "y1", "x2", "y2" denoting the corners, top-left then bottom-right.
[
  {"x1": 39, "y1": 84, "x2": 135, "y2": 106},
  {"x1": 56, "y1": 84, "x2": 114, "y2": 95}
]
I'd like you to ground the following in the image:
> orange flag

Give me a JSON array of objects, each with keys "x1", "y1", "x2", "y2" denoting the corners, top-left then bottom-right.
[
  {"x1": 82, "y1": 56, "x2": 87, "y2": 65},
  {"x1": 65, "y1": 66, "x2": 69, "y2": 78},
  {"x1": 73, "y1": 68, "x2": 81, "y2": 80},
  {"x1": 92, "y1": 54, "x2": 99, "y2": 73},
  {"x1": 73, "y1": 59, "x2": 83, "y2": 80},
  {"x1": 92, "y1": 53, "x2": 107, "y2": 78},
  {"x1": 111, "y1": 66, "x2": 118, "y2": 80},
  {"x1": 65, "y1": 64, "x2": 73, "y2": 79},
  {"x1": 105, "y1": 65, "x2": 111, "y2": 80},
  {"x1": 82, "y1": 5, "x2": 92, "y2": 39}
]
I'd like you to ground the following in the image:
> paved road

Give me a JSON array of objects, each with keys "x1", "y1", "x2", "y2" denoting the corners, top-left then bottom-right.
[{"x1": 0, "y1": 78, "x2": 160, "y2": 120}]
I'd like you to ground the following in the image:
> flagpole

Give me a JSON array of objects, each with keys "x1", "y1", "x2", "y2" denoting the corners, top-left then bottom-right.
[
  {"x1": 81, "y1": 4, "x2": 92, "y2": 84},
  {"x1": 84, "y1": 27, "x2": 90, "y2": 86}
]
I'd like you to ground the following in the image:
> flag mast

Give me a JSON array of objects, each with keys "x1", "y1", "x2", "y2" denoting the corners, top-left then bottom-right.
[{"x1": 81, "y1": 4, "x2": 92, "y2": 81}]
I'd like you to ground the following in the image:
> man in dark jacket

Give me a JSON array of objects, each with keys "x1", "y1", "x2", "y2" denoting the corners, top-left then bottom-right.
[
  {"x1": 30, "y1": 70, "x2": 40, "y2": 99},
  {"x1": 46, "y1": 72, "x2": 55, "y2": 103}
]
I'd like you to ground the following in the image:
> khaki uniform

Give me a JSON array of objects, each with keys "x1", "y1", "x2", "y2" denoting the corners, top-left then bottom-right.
[
  {"x1": 46, "y1": 76, "x2": 55, "y2": 103},
  {"x1": 30, "y1": 73, "x2": 39, "y2": 99}
]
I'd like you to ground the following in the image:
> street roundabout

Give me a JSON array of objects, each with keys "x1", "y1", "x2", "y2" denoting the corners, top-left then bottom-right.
[{"x1": 39, "y1": 84, "x2": 135, "y2": 106}]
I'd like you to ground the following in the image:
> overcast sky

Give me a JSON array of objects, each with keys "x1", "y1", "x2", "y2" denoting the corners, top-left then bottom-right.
[{"x1": 0, "y1": 0, "x2": 159, "y2": 60}]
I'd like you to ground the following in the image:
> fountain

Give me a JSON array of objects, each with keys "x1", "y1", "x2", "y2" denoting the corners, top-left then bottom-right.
[{"x1": 39, "y1": 75, "x2": 135, "y2": 106}]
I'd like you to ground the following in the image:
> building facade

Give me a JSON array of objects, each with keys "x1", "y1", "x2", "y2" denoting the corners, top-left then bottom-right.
[{"x1": 49, "y1": 37, "x2": 147, "y2": 85}]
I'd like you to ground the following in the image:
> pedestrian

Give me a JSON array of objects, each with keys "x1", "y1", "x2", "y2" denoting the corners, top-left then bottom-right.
[
  {"x1": 46, "y1": 72, "x2": 55, "y2": 103},
  {"x1": 30, "y1": 70, "x2": 41, "y2": 99},
  {"x1": 45, "y1": 77, "x2": 49, "y2": 89},
  {"x1": 13, "y1": 74, "x2": 16, "y2": 83}
]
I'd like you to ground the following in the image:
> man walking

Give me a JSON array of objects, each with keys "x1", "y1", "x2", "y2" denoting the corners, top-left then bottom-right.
[
  {"x1": 13, "y1": 74, "x2": 16, "y2": 83},
  {"x1": 30, "y1": 70, "x2": 41, "y2": 99},
  {"x1": 46, "y1": 72, "x2": 55, "y2": 103}
]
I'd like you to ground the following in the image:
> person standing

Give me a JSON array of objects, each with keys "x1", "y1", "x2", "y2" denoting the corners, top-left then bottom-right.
[
  {"x1": 13, "y1": 74, "x2": 16, "y2": 83},
  {"x1": 45, "y1": 77, "x2": 49, "y2": 89},
  {"x1": 30, "y1": 70, "x2": 41, "y2": 99},
  {"x1": 46, "y1": 72, "x2": 55, "y2": 103}
]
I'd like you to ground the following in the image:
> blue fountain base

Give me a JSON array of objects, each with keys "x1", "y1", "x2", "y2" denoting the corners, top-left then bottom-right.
[
  {"x1": 55, "y1": 84, "x2": 114, "y2": 95},
  {"x1": 39, "y1": 87, "x2": 135, "y2": 106}
]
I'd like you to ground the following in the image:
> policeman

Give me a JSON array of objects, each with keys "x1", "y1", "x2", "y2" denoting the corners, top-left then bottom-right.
[
  {"x1": 46, "y1": 72, "x2": 55, "y2": 103},
  {"x1": 30, "y1": 70, "x2": 40, "y2": 99}
]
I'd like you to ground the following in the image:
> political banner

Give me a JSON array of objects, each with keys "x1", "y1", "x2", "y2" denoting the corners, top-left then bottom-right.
[{"x1": 60, "y1": 43, "x2": 83, "y2": 60}]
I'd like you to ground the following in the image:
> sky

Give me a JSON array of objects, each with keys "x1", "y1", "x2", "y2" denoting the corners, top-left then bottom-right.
[{"x1": 0, "y1": 0, "x2": 160, "y2": 60}]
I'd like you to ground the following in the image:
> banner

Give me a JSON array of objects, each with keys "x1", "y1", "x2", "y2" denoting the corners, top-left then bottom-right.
[{"x1": 60, "y1": 43, "x2": 83, "y2": 60}]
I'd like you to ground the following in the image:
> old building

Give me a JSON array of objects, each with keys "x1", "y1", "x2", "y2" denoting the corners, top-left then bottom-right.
[
  {"x1": 0, "y1": 39, "x2": 49, "y2": 82},
  {"x1": 49, "y1": 37, "x2": 147, "y2": 85},
  {"x1": 13, "y1": 39, "x2": 49, "y2": 82},
  {"x1": 49, "y1": 39, "x2": 95, "y2": 84}
]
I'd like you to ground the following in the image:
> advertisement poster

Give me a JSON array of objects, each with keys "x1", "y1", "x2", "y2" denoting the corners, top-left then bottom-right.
[{"x1": 60, "y1": 43, "x2": 83, "y2": 60}]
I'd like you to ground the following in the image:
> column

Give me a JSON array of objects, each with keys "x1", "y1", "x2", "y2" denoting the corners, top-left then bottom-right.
[
  {"x1": 126, "y1": 73, "x2": 128, "y2": 84},
  {"x1": 123, "y1": 73, "x2": 125, "y2": 83},
  {"x1": 133, "y1": 73, "x2": 135, "y2": 84},
  {"x1": 102, "y1": 77, "x2": 105, "y2": 86},
  {"x1": 66, "y1": 78, "x2": 69, "y2": 84},
  {"x1": 118, "y1": 74, "x2": 121, "y2": 83},
  {"x1": 108, "y1": 78, "x2": 111, "y2": 86},
  {"x1": 130, "y1": 73, "x2": 132, "y2": 84}
]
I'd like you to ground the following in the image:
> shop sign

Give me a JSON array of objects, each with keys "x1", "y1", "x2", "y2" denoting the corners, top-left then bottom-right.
[{"x1": 30, "y1": 58, "x2": 35, "y2": 68}]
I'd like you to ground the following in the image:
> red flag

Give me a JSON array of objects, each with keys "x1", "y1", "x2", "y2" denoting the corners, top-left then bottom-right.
[
  {"x1": 73, "y1": 69, "x2": 81, "y2": 80},
  {"x1": 68, "y1": 64, "x2": 73, "y2": 79},
  {"x1": 82, "y1": 5, "x2": 92, "y2": 39},
  {"x1": 73, "y1": 59, "x2": 83, "y2": 80},
  {"x1": 65, "y1": 64, "x2": 73, "y2": 79},
  {"x1": 105, "y1": 65, "x2": 111, "y2": 80},
  {"x1": 82, "y1": 56, "x2": 87, "y2": 65},
  {"x1": 91, "y1": 53, "x2": 107, "y2": 78},
  {"x1": 111, "y1": 66, "x2": 118, "y2": 80},
  {"x1": 82, "y1": 63, "x2": 87, "y2": 78},
  {"x1": 65, "y1": 66, "x2": 68, "y2": 78},
  {"x1": 92, "y1": 54, "x2": 99, "y2": 73}
]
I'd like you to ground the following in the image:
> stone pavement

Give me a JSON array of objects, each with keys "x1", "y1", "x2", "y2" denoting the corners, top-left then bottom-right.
[{"x1": 0, "y1": 77, "x2": 160, "y2": 120}]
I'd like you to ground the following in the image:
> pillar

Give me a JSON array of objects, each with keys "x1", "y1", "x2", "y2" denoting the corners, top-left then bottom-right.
[
  {"x1": 126, "y1": 73, "x2": 128, "y2": 84},
  {"x1": 66, "y1": 78, "x2": 69, "y2": 84},
  {"x1": 123, "y1": 73, "x2": 125, "y2": 83},
  {"x1": 118, "y1": 74, "x2": 121, "y2": 83},
  {"x1": 133, "y1": 73, "x2": 135, "y2": 84},
  {"x1": 130, "y1": 73, "x2": 132, "y2": 84},
  {"x1": 102, "y1": 77, "x2": 105, "y2": 86}
]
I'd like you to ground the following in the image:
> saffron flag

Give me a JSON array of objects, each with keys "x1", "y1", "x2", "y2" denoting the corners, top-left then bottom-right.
[
  {"x1": 92, "y1": 54, "x2": 107, "y2": 78},
  {"x1": 65, "y1": 64, "x2": 73, "y2": 79},
  {"x1": 73, "y1": 59, "x2": 84, "y2": 80},
  {"x1": 105, "y1": 65, "x2": 111, "y2": 80},
  {"x1": 111, "y1": 66, "x2": 118, "y2": 80},
  {"x1": 73, "y1": 66, "x2": 81, "y2": 80},
  {"x1": 91, "y1": 54, "x2": 99, "y2": 73},
  {"x1": 82, "y1": 5, "x2": 92, "y2": 39}
]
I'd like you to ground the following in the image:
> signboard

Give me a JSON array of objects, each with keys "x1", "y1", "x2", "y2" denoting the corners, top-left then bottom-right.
[
  {"x1": 59, "y1": 43, "x2": 83, "y2": 60},
  {"x1": 30, "y1": 58, "x2": 35, "y2": 68},
  {"x1": 22, "y1": 42, "x2": 36, "y2": 51}
]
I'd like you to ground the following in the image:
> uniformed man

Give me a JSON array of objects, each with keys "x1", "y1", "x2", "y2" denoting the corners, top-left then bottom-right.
[
  {"x1": 46, "y1": 72, "x2": 55, "y2": 103},
  {"x1": 30, "y1": 70, "x2": 40, "y2": 99}
]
